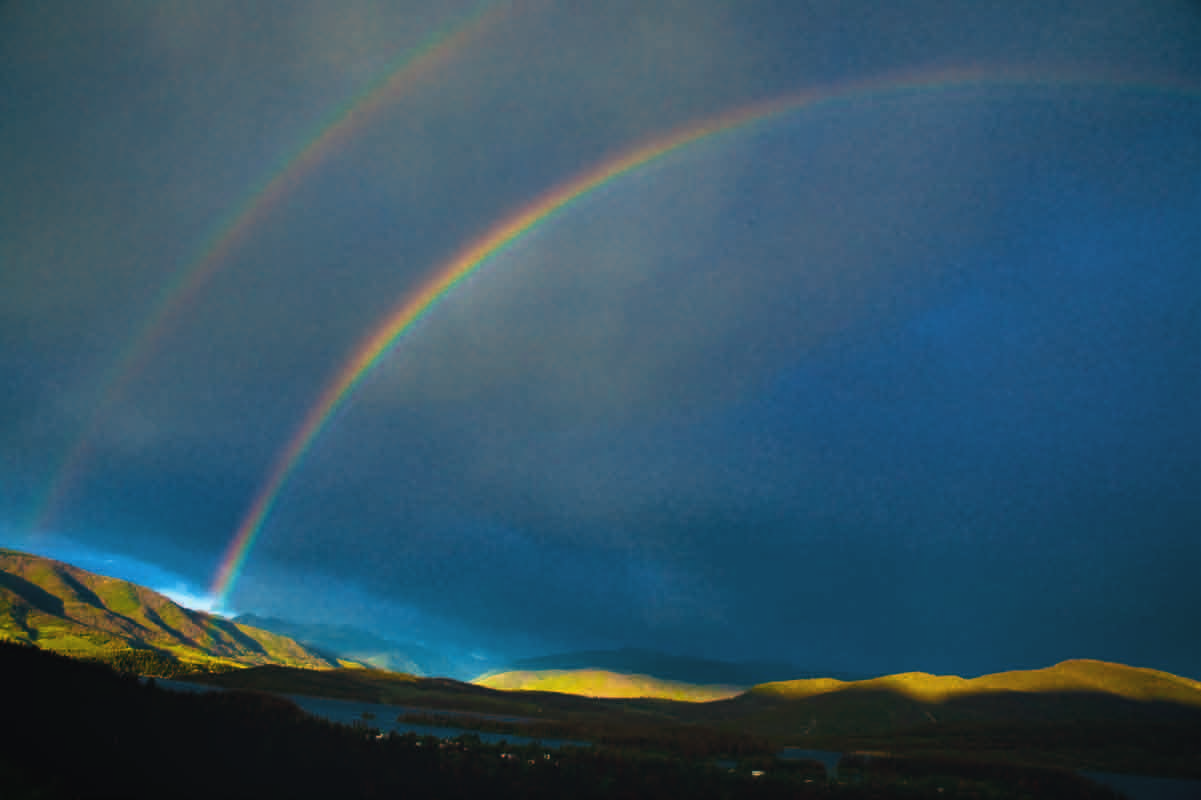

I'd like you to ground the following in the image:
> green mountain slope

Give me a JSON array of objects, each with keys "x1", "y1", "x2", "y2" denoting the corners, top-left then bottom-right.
[
  {"x1": 475, "y1": 668, "x2": 744, "y2": 701},
  {"x1": 0, "y1": 548, "x2": 342, "y2": 674}
]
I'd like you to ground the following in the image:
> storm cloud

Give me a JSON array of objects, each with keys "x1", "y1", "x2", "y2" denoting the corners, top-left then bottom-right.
[{"x1": 2, "y1": 0, "x2": 1199, "y2": 679}]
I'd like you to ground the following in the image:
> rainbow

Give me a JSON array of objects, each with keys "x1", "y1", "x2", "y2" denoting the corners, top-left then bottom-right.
[
  {"x1": 203, "y1": 64, "x2": 1200, "y2": 603},
  {"x1": 27, "y1": 3, "x2": 505, "y2": 535}
]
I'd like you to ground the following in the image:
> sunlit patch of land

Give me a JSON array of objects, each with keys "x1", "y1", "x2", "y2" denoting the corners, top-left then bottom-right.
[
  {"x1": 754, "y1": 660, "x2": 1201, "y2": 706},
  {"x1": 474, "y1": 668, "x2": 744, "y2": 701},
  {"x1": 968, "y1": 660, "x2": 1201, "y2": 703}
]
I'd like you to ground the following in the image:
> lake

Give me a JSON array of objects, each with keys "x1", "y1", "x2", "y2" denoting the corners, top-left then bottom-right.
[
  {"x1": 153, "y1": 679, "x2": 586, "y2": 749},
  {"x1": 283, "y1": 692, "x2": 587, "y2": 749},
  {"x1": 777, "y1": 747, "x2": 843, "y2": 777},
  {"x1": 1081, "y1": 771, "x2": 1201, "y2": 800},
  {"x1": 776, "y1": 745, "x2": 1201, "y2": 800}
]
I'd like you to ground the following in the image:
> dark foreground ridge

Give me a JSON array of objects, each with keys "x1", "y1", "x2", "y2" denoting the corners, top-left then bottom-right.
[{"x1": 1, "y1": 640, "x2": 1128, "y2": 800}]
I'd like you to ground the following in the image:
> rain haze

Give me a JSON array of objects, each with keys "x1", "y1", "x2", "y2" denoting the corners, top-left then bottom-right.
[{"x1": 2, "y1": 1, "x2": 1199, "y2": 680}]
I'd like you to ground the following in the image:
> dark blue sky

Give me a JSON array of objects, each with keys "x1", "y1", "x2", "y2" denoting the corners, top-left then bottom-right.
[{"x1": 2, "y1": 0, "x2": 1199, "y2": 680}]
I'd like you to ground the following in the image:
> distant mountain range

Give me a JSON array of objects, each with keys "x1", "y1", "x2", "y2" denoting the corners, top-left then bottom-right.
[
  {"x1": 0, "y1": 548, "x2": 342, "y2": 674},
  {"x1": 232, "y1": 613, "x2": 458, "y2": 677}
]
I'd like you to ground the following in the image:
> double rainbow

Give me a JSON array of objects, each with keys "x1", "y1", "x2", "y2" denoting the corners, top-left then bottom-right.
[{"x1": 209, "y1": 65, "x2": 1201, "y2": 604}]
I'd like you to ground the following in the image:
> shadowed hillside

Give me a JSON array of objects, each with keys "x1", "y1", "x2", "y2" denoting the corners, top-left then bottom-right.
[
  {"x1": 685, "y1": 662, "x2": 1201, "y2": 778},
  {"x1": 0, "y1": 548, "x2": 343, "y2": 674}
]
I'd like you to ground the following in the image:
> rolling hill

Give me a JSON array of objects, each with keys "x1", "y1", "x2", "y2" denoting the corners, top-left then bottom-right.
[
  {"x1": 0, "y1": 548, "x2": 344, "y2": 674},
  {"x1": 698, "y1": 659, "x2": 1201, "y2": 760},
  {"x1": 474, "y1": 668, "x2": 744, "y2": 701},
  {"x1": 753, "y1": 659, "x2": 1201, "y2": 705}
]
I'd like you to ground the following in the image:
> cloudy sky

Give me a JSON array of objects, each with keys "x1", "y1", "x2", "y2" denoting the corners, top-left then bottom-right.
[{"x1": 3, "y1": 0, "x2": 1199, "y2": 680}]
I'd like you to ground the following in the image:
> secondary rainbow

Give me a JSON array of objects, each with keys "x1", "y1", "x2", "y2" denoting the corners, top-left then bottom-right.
[
  {"x1": 210, "y1": 64, "x2": 1200, "y2": 603},
  {"x1": 28, "y1": 3, "x2": 505, "y2": 535}
]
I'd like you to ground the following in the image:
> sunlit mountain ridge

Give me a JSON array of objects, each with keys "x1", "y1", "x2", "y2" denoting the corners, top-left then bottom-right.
[
  {"x1": 472, "y1": 659, "x2": 1201, "y2": 712},
  {"x1": 0, "y1": 548, "x2": 346, "y2": 673}
]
